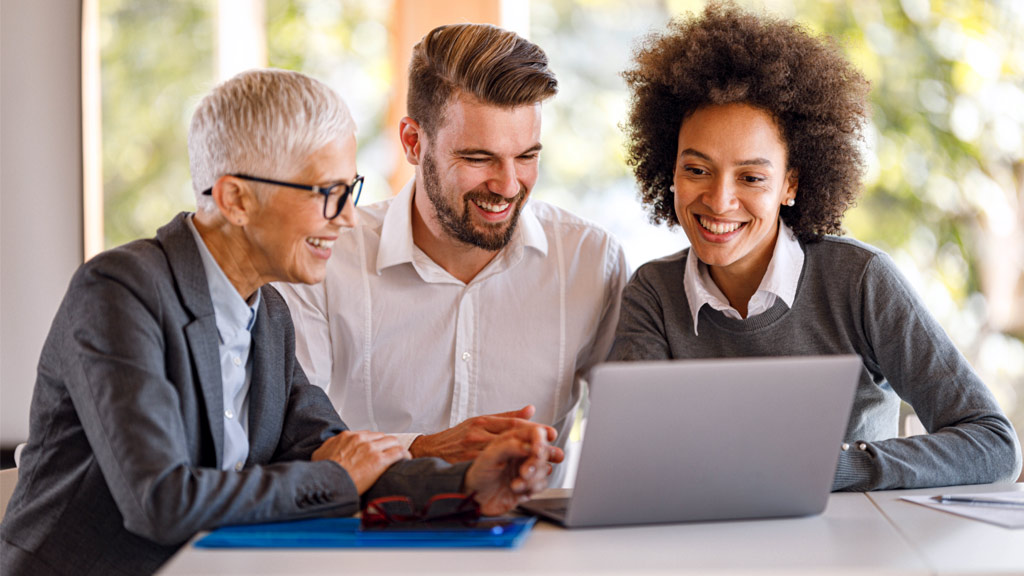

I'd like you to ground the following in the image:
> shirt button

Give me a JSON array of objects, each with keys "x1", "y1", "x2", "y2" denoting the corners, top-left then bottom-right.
[
  {"x1": 234, "y1": 461, "x2": 243, "y2": 471},
  {"x1": 233, "y1": 356, "x2": 242, "y2": 366},
  {"x1": 462, "y1": 352, "x2": 471, "y2": 362},
  {"x1": 225, "y1": 409, "x2": 234, "y2": 419}
]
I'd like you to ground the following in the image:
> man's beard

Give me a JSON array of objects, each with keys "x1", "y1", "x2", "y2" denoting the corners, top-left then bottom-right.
[{"x1": 421, "y1": 151, "x2": 527, "y2": 251}]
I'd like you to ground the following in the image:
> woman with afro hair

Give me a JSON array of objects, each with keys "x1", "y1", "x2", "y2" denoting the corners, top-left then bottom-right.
[{"x1": 610, "y1": 1, "x2": 1021, "y2": 491}]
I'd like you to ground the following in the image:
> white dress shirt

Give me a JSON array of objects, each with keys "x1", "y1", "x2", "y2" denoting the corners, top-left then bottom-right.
[
  {"x1": 684, "y1": 220, "x2": 804, "y2": 334},
  {"x1": 277, "y1": 179, "x2": 628, "y2": 466},
  {"x1": 187, "y1": 215, "x2": 260, "y2": 472}
]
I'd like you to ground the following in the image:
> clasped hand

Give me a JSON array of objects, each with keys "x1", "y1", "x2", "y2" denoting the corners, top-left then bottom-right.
[
  {"x1": 312, "y1": 416, "x2": 561, "y2": 515},
  {"x1": 463, "y1": 425, "x2": 560, "y2": 515}
]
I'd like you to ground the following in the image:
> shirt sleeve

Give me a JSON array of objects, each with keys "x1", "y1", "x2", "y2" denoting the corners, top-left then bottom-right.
[
  {"x1": 392, "y1": 433, "x2": 423, "y2": 451},
  {"x1": 607, "y1": 264, "x2": 674, "y2": 362},
  {"x1": 833, "y1": 252, "x2": 1022, "y2": 490},
  {"x1": 577, "y1": 234, "x2": 631, "y2": 372},
  {"x1": 275, "y1": 281, "x2": 334, "y2": 393}
]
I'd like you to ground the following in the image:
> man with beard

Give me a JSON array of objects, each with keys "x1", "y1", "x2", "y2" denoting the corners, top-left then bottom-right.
[{"x1": 277, "y1": 23, "x2": 627, "y2": 487}]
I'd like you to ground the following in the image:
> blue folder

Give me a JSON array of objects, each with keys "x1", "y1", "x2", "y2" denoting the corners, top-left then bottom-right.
[{"x1": 194, "y1": 516, "x2": 536, "y2": 549}]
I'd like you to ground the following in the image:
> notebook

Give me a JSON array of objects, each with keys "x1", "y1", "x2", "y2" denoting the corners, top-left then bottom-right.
[{"x1": 521, "y1": 355, "x2": 862, "y2": 527}]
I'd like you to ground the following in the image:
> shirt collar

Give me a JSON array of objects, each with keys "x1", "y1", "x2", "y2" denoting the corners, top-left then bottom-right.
[
  {"x1": 186, "y1": 215, "x2": 260, "y2": 342},
  {"x1": 376, "y1": 178, "x2": 418, "y2": 274},
  {"x1": 683, "y1": 219, "x2": 803, "y2": 335},
  {"x1": 376, "y1": 177, "x2": 548, "y2": 276},
  {"x1": 758, "y1": 220, "x2": 803, "y2": 310}
]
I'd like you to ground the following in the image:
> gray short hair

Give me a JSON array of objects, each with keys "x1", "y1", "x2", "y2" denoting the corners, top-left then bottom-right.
[{"x1": 188, "y1": 68, "x2": 356, "y2": 213}]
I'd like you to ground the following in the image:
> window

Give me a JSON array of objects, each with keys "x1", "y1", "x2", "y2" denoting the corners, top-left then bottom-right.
[{"x1": 85, "y1": 0, "x2": 1024, "y2": 453}]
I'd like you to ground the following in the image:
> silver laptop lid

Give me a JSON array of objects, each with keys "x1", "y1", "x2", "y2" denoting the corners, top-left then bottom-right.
[{"x1": 565, "y1": 355, "x2": 861, "y2": 527}]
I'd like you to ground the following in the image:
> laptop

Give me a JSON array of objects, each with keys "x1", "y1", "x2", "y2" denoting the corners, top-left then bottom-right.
[{"x1": 520, "y1": 355, "x2": 862, "y2": 527}]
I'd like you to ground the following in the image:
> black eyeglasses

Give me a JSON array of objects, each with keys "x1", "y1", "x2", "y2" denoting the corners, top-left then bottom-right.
[
  {"x1": 202, "y1": 173, "x2": 363, "y2": 220},
  {"x1": 361, "y1": 493, "x2": 481, "y2": 529}
]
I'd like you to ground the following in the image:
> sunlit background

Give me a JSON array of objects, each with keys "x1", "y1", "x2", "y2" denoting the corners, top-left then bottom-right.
[{"x1": 93, "y1": 0, "x2": 1024, "y2": 452}]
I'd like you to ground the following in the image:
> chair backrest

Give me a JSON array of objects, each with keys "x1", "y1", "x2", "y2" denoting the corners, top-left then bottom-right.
[{"x1": 0, "y1": 467, "x2": 18, "y2": 522}]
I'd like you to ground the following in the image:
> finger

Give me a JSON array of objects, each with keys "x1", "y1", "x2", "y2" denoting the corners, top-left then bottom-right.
[
  {"x1": 546, "y1": 446, "x2": 566, "y2": 464},
  {"x1": 498, "y1": 423, "x2": 547, "y2": 447},
  {"x1": 363, "y1": 434, "x2": 404, "y2": 449},
  {"x1": 516, "y1": 466, "x2": 549, "y2": 497},
  {"x1": 518, "y1": 455, "x2": 546, "y2": 484},
  {"x1": 379, "y1": 445, "x2": 410, "y2": 466},
  {"x1": 511, "y1": 477, "x2": 528, "y2": 494},
  {"x1": 527, "y1": 472, "x2": 550, "y2": 495},
  {"x1": 379, "y1": 444, "x2": 411, "y2": 461},
  {"x1": 481, "y1": 431, "x2": 536, "y2": 464},
  {"x1": 341, "y1": 430, "x2": 388, "y2": 443},
  {"x1": 477, "y1": 416, "x2": 538, "y2": 434},
  {"x1": 489, "y1": 405, "x2": 535, "y2": 420}
]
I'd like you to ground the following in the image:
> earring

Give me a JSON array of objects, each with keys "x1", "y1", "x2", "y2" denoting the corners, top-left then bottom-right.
[
  {"x1": 670, "y1": 185, "x2": 676, "y2": 193},
  {"x1": 786, "y1": 198, "x2": 796, "y2": 207}
]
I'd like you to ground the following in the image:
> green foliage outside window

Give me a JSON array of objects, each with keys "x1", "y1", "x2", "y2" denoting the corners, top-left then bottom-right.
[{"x1": 99, "y1": 0, "x2": 214, "y2": 248}]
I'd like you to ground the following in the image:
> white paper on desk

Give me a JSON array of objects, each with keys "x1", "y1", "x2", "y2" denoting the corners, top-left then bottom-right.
[{"x1": 901, "y1": 492, "x2": 1024, "y2": 529}]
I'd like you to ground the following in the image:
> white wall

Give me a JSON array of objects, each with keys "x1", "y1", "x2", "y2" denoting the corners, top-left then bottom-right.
[{"x1": 1, "y1": 1, "x2": 84, "y2": 445}]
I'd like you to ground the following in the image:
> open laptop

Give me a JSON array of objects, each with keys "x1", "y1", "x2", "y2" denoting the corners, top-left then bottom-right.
[{"x1": 520, "y1": 355, "x2": 862, "y2": 527}]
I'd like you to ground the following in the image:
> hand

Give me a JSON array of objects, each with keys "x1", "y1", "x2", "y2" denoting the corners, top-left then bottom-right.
[
  {"x1": 464, "y1": 425, "x2": 560, "y2": 516},
  {"x1": 312, "y1": 430, "x2": 410, "y2": 494},
  {"x1": 409, "y1": 405, "x2": 560, "y2": 463}
]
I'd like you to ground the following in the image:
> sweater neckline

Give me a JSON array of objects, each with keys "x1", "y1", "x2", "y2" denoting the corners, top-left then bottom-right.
[{"x1": 685, "y1": 242, "x2": 810, "y2": 334}]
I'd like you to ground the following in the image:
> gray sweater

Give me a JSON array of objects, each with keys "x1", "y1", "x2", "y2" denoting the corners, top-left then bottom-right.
[{"x1": 609, "y1": 236, "x2": 1022, "y2": 491}]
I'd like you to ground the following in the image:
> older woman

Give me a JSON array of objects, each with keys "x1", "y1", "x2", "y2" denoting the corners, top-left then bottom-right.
[
  {"x1": 0, "y1": 69, "x2": 556, "y2": 575},
  {"x1": 611, "y1": 2, "x2": 1021, "y2": 491}
]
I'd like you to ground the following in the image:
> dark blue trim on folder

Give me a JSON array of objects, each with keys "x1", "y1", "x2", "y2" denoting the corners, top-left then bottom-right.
[{"x1": 194, "y1": 516, "x2": 536, "y2": 549}]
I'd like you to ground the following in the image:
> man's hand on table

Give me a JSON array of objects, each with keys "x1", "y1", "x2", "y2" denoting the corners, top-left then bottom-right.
[{"x1": 409, "y1": 405, "x2": 566, "y2": 464}]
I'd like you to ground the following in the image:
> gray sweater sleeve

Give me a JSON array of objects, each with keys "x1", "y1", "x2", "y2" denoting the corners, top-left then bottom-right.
[
  {"x1": 833, "y1": 252, "x2": 1022, "y2": 490},
  {"x1": 608, "y1": 267, "x2": 673, "y2": 362}
]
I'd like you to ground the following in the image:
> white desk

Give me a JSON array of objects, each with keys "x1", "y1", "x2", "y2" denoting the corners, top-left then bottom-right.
[
  {"x1": 159, "y1": 492, "x2": 937, "y2": 575},
  {"x1": 867, "y1": 483, "x2": 1024, "y2": 575}
]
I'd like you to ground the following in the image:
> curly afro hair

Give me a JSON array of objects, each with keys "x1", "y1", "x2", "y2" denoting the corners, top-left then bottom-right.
[{"x1": 622, "y1": 1, "x2": 870, "y2": 242}]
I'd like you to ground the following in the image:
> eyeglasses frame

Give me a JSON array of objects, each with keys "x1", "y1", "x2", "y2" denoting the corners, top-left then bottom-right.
[
  {"x1": 361, "y1": 492, "x2": 481, "y2": 528},
  {"x1": 201, "y1": 173, "x2": 363, "y2": 220}
]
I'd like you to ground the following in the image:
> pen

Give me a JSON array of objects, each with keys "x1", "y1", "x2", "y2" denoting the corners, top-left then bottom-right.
[{"x1": 931, "y1": 495, "x2": 1024, "y2": 508}]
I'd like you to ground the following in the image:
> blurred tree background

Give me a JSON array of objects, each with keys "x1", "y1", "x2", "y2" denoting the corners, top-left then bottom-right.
[
  {"x1": 98, "y1": 0, "x2": 213, "y2": 248},
  {"x1": 98, "y1": 0, "x2": 1023, "y2": 452},
  {"x1": 531, "y1": 0, "x2": 1024, "y2": 450}
]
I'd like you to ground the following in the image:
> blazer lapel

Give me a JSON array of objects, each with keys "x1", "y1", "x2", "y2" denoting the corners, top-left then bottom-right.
[
  {"x1": 157, "y1": 213, "x2": 225, "y2": 467},
  {"x1": 246, "y1": 293, "x2": 285, "y2": 465},
  {"x1": 184, "y1": 318, "x2": 224, "y2": 466}
]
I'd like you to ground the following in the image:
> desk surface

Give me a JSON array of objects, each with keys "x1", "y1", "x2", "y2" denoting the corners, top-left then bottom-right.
[
  {"x1": 158, "y1": 484, "x2": 1023, "y2": 576},
  {"x1": 867, "y1": 483, "x2": 1024, "y2": 575}
]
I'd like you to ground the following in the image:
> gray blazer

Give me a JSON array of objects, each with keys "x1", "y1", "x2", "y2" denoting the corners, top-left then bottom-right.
[{"x1": 0, "y1": 213, "x2": 467, "y2": 575}]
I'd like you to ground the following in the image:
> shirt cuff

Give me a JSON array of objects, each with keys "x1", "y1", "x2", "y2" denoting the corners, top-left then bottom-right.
[
  {"x1": 391, "y1": 432, "x2": 422, "y2": 452},
  {"x1": 832, "y1": 443, "x2": 877, "y2": 491}
]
